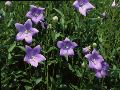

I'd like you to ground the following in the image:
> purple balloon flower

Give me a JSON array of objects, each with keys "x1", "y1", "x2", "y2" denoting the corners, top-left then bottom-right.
[
  {"x1": 95, "y1": 62, "x2": 109, "y2": 78},
  {"x1": 85, "y1": 49, "x2": 104, "y2": 70},
  {"x1": 24, "y1": 45, "x2": 46, "y2": 67},
  {"x1": 26, "y1": 5, "x2": 47, "y2": 29},
  {"x1": 73, "y1": 0, "x2": 95, "y2": 16},
  {"x1": 57, "y1": 37, "x2": 78, "y2": 56},
  {"x1": 15, "y1": 19, "x2": 39, "y2": 43}
]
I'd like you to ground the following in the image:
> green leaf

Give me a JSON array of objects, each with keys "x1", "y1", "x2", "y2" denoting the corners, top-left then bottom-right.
[
  {"x1": 8, "y1": 53, "x2": 12, "y2": 60},
  {"x1": 35, "y1": 78, "x2": 42, "y2": 85},
  {"x1": 47, "y1": 46, "x2": 57, "y2": 53},
  {"x1": 53, "y1": 8, "x2": 64, "y2": 18},
  {"x1": 17, "y1": 46, "x2": 25, "y2": 52},
  {"x1": 8, "y1": 41, "x2": 16, "y2": 53},
  {"x1": 24, "y1": 86, "x2": 32, "y2": 90}
]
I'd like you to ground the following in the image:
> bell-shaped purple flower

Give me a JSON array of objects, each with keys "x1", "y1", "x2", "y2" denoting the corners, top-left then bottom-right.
[
  {"x1": 95, "y1": 62, "x2": 109, "y2": 78},
  {"x1": 24, "y1": 45, "x2": 46, "y2": 67},
  {"x1": 26, "y1": 5, "x2": 47, "y2": 29},
  {"x1": 15, "y1": 19, "x2": 39, "y2": 43},
  {"x1": 57, "y1": 37, "x2": 78, "y2": 56},
  {"x1": 85, "y1": 49, "x2": 104, "y2": 70},
  {"x1": 73, "y1": 0, "x2": 95, "y2": 16}
]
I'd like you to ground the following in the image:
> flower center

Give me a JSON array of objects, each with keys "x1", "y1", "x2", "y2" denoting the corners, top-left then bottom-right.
[
  {"x1": 64, "y1": 45, "x2": 69, "y2": 49},
  {"x1": 92, "y1": 59, "x2": 97, "y2": 65},
  {"x1": 30, "y1": 56, "x2": 36, "y2": 62},
  {"x1": 24, "y1": 30, "x2": 30, "y2": 34}
]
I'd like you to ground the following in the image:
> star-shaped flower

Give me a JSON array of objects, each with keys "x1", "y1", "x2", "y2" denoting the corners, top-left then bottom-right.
[
  {"x1": 73, "y1": 0, "x2": 95, "y2": 16},
  {"x1": 24, "y1": 45, "x2": 46, "y2": 67},
  {"x1": 15, "y1": 19, "x2": 39, "y2": 43},
  {"x1": 57, "y1": 37, "x2": 78, "y2": 56}
]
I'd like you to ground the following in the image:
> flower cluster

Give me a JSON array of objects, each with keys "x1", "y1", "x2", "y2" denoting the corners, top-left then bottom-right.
[
  {"x1": 15, "y1": 5, "x2": 46, "y2": 67},
  {"x1": 83, "y1": 47, "x2": 109, "y2": 78},
  {"x1": 13, "y1": 1, "x2": 111, "y2": 78}
]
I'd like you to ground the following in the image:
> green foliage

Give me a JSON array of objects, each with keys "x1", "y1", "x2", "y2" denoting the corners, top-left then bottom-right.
[{"x1": 1, "y1": 1, "x2": 120, "y2": 90}]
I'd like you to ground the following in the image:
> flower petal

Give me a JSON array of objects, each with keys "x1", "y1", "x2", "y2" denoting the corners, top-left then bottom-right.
[
  {"x1": 26, "y1": 11, "x2": 32, "y2": 18},
  {"x1": 57, "y1": 41, "x2": 63, "y2": 48},
  {"x1": 85, "y1": 54, "x2": 92, "y2": 60},
  {"x1": 15, "y1": 23, "x2": 25, "y2": 32},
  {"x1": 95, "y1": 70, "x2": 106, "y2": 78},
  {"x1": 32, "y1": 17, "x2": 40, "y2": 24},
  {"x1": 64, "y1": 37, "x2": 70, "y2": 41},
  {"x1": 88, "y1": 60, "x2": 102, "y2": 70},
  {"x1": 30, "y1": 60, "x2": 38, "y2": 67},
  {"x1": 30, "y1": 28, "x2": 39, "y2": 35},
  {"x1": 73, "y1": 0, "x2": 79, "y2": 10},
  {"x1": 84, "y1": 2, "x2": 95, "y2": 10},
  {"x1": 16, "y1": 32, "x2": 25, "y2": 41},
  {"x1": 25, "y1": 45, "x2": 32, "y2": 54},
  {"x1": 71, "y1": 42, "x2": 78, "y2": 48},
  {"x1": 60, "y1": 49, "x2": 67, "y2": 56},
  {"x1": 34, "y1": 54, "x2": 46, "y2": 62},
  {"x1": 24, "y1": 19, "x2": 32, "y2": 30},
  {"x1": 67, "y1": 48, "x2": 74, "y2": 56},
  {"x1": 32, "y1": 45, "x2": 41, "y2": 55},
  {"x1": 24, "y1": 34, "x2": 32, "y2": 43},
  {"x1": 79, "y1": 7, "x2": 87, "y2": 16}
]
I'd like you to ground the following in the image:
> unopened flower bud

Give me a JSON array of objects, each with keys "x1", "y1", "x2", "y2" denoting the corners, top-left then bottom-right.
[
  {"x1": 93, "y1": 43, "x2": 97, "y2": 48},
  {"x1": 52, "y1": 16, "x2": 58, "y2": 22},
  {"x1": 48, "y1": 24, "x2": 52, "y2": 29},
  {"x1": 82, "y1": 62, "x2": 86, "y2": 68},
  {"x1": 5, "y1": 1, "x2": 12, "y2": 6}
]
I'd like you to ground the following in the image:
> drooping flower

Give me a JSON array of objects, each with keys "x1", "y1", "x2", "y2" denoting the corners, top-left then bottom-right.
[
  {"x1": 57, "y1": 37, "x2": 78, "y2": 56},
  {"x1": 95, "y1": 62, "x2": 109, "y2": 78},
  {"x1": 26, "y1": 5, "x2": 47, "y2": 29},
  {"x1": 5, "y1": 1, "x2": 12, "y2": 6},
  {"x1": 15, "y1": 19, "x2": 39, "y2": 43},
  {"x1": 85, "y1": 48, "x2": 104, "y2": 70},
  {"x1": 73, "y1": 0, "x2": 95, "y2": 16},
  {"x1": 24, "y1": 45, "x2": 46, "y2": 67}
]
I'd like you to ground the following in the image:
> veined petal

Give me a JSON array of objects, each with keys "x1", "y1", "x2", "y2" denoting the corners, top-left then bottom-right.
[
  {"x1": 15, "y1": 23, "x2": 25, "y2": 32},
  {"x1": 95, "y1": 70, "x2": 107, "y2": 78},
  {"x1": 32, "y1": 45, "x2": 41, "y2": 55},
  {"x1": 85, "y1": 54, "x2": 92, "y2": 60},
  {"x1": 30, "y1": 28, "x2": 39, "y2": 35},
  {"x1": 88, "y1": 60, "x2": 102, "y2": 70},
  {"x1": 64, "y1": 37, "x2": 70, "y2": 41},
  {"x1": 73, "y1": 0, "x2": 79, "y2": 10},
  {"x1": 29, "y1": 60, "x2": 38, "y2": 67},
  {"x1": 84, "y1": 2, "x2": 95, "y2": 10},
  {"x1": 32, "y1": 17, "x2": 40, "y2": 24},
  {"x1": 25, "y1": 45, "x2": 32, "y2": 54},
  {"x1": 24, "y1": 19, "x2": 32, "y2": 30},
  {"x1": 34, "y1": 54, "x2": 46, "y2": 62},
  {"x1": 71, "y1": 42, "x2": 78, "y2": 48},
  {"x1": 57, "y1": 41, "x2": 63, "y2": 48},
  {"x1": 16, "y1": 32, "x2": 25, "y2": 41},
  {"x1": 26, "y1": 11, "x2": 32, "y2": 18},
  {"x1": 24, "y1": 33, "x2": 32, "y2": 43},
  {"x1": 79, "y1": 7, "x2": 87, "y2": 16},
  {"x1": 60, "y1": 49, "x2": 67, "y2": 56},
  {"x1": 67, "y1": 48, "x2": 74, "y2": 56}
]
